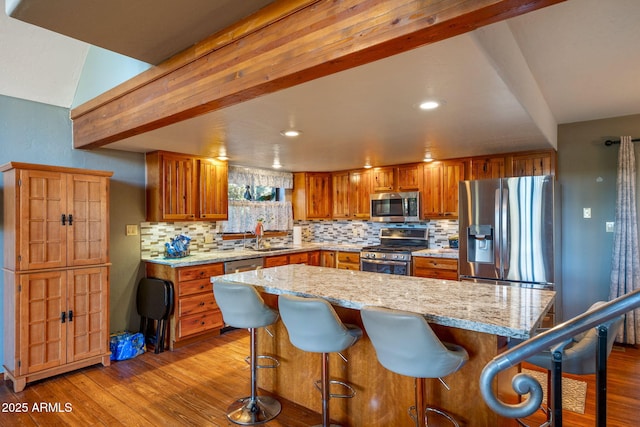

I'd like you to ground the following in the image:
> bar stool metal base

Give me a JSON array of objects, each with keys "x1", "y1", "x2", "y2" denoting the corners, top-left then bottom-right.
[
  {"x1": 226, "y1": 396, "x2": 282, "y2": 425},
  {"x1": 408, "y1": 378, "x2": 461, "y2": 427},
  {"x1": 409, "y1": 406, "x2": 461, "y2": 427}
]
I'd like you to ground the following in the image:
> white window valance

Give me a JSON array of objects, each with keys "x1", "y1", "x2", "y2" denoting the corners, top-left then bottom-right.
[
  {"x1": 228, "y1": 166, "x2": 293, "y2": 189},
  {"x1": 222, "y1": 200, "x2": 293, "y2": 233}
]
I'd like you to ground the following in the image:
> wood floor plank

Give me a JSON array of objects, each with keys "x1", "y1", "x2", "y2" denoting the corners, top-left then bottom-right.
[{"x1": 2, "y1": 330, "x2": 637, "y2": 426}]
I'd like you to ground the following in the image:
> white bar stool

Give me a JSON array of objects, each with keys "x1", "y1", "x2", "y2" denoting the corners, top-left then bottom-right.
[
  {"x1": 213, "y1": 280, "x2": 281, "y2": 425},
  {"x1": 361, "y1": 306, "x2": 469, "y2": 427},
  {"x1": 278, "y1": 294, "x2": 362, "y2": 427}
]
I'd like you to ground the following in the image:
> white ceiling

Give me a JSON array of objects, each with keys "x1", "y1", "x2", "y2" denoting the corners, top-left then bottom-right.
[{"x1": 3, "y1": 0, "x2": 640, "y2": 171}]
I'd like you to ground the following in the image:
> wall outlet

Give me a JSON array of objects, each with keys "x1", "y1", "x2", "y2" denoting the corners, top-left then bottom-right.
[
  {"x1": 204, "y1": 233, "x2": 215, "y2": 244},
  {"x1": 606, "y1": 222, "x2": 615, "y2": 233},
  {"x1": 583, "y1": 208, "x2": 591, "y2": 219}
]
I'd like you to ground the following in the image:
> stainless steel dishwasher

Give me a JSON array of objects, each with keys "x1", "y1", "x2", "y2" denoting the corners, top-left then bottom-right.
[
  {"x1": 223, "y1": 257, "x2": 264, "y2": 273},
  {"x1": 220, "y1": 257, "x2": 264, "y2": 332}
]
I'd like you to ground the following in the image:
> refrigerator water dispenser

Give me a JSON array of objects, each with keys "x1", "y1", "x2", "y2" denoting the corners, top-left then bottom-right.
[{"x1": 467, "y1": 225, "x2": 494, "y2": 263}]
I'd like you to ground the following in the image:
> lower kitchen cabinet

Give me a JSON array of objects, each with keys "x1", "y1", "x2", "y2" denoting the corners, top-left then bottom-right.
[
  {"x1": 321, "y1": 250, "x2": 336, "y2": 268},
  {"x1": 413, "y1": 257, "x2": 458, "y2": 280},
  {"x1": 265, "y1": 251, "x2": 318, "y2": 267},
  {"x1": 145, "y1": 262, "x2": 224, "y2": 350},
  {"x1": 307, "y1": 250, "x2": 321, "y2": 266},
  {"x1": 336, "y1": 251, "x2": 360, "y2": 270},
  {"x1": 3, "y1": 267, "x2": 110, "y2": 392},
  {"x1": 264, "y1": 255, "x2": 289, "y2": 267}
]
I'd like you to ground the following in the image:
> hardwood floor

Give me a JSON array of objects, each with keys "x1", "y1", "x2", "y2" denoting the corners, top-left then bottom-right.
[
  {"x1": 1, "y1": 329, "x2": 638, "y2": 426},
  {"x1": 519, "y1": 344, "x2": 640, "y2": 427}
]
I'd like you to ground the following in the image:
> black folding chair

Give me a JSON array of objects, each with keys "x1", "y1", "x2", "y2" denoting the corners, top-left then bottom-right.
[{"x1": 136, "y1": 278, "x2": 174, "y2": 353}]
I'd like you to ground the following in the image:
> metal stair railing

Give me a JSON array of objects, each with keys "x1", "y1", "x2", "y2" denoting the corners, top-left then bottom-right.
[{"x1": 480, "y1": 288, "x2": 640, "y2": 426}]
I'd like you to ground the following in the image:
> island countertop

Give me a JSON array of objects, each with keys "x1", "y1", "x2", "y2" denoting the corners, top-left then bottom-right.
[{"x1": 213, "y1": 264, "x2": 555, "y2": 340}]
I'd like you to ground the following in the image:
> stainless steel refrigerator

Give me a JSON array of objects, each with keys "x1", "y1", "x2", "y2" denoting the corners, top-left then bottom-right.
[{"x1": 458, "y1": 175, "x2": 555, "y2": 289}]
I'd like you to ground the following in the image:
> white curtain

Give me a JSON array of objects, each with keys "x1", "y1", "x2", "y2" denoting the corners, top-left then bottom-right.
[
  {"x1": 223, "y1": 166, "x2": 294, "y2": 233},
  {"x1": 222, "y1": 200, "x2": 293, "y2": 233},
  {"x1": 609, "y1": 136, "x2": 640, "y2": 344},
  {"x1": 228, "y1": 166, "x2": 293, "y2": 188}
]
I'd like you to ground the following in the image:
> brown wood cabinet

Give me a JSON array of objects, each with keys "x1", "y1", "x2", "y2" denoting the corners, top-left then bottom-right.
[
  {"x1": 293, "y1": 172, "x2": 332, "y2": 220},
  {"x1": 264, "y1": 254, "x2": 289, "y2": 267},
  {"x1": 265, "y1": 251, "x2": 317, "y2": 267},
  {"x1": 349, "y1": 169, "x2": 372, "y2": 219},
  {"x1": 331, "y1": 171, "x2": 350, "y2": 219},
  {"x1": 422, "y1": 160, "x2": 465, "y2": 219},
  {"x1": 470, "y1": 156, "x2": 506, "y2": 180},
  {"x1": 397, "y1": 163, "x2": 423, "y2": 191},
  {"x1": 372, "y1": 167, "x2": 396, "y2": 192},
  {"x1": 146, "y1": 150, "x2": 228, "y2": 222},
  {"x1": 145, "y1": 262, "x2": 224, "y2": 349},
  {"x1": 331, "y1": 169, "x2": 371, "y2": 220},
  {"x1": 336, "y1": 251, "x2": 360, "y2": 270},
  {"x1": 307, "y1": 250, "x2": 321, "y2": 266},
  {"x1": 1, "y1": 162, "x2": 112, "y2": 392},
  {"x1": 413, "y1": 257, "x2": 458, "y2": 280},
  {"x1": 509, "y1": 151, "x2": 555, "y2": 177},
  {"x1": 321, "y1": 250, "x2": 336, "y2": 267},
  {"x1": 198, "y1": 158, "x2": 229, "y2": 220}
]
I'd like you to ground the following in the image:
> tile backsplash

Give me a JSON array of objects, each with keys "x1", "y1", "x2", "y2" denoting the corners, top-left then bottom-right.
[{"x1": 140, "y1": 220, "x2": 459, "y2": 258}]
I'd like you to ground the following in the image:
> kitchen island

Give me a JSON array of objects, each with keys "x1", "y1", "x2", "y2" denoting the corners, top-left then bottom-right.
[{"x1": 213, "y1": 264, "x2": 555, "y2": 427}]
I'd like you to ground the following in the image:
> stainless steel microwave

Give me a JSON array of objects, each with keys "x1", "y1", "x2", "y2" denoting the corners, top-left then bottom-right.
[{"x1": 370, "y1": 191, "x2": 421, "y2": 222}]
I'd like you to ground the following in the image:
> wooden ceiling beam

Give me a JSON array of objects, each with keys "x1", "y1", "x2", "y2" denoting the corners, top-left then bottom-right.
[{"x1": 71, "y1": 0, "x2": 565, "y2": 149}]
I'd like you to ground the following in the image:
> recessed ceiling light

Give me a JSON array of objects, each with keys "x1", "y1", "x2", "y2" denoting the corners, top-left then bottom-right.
[
  {"x1": 281, "y1": 130, "x2": 301, "y2": 137},
  {"x1": 272, "y1": 161, "x2": 282, "y2": 169},
  {"x1": 419, "y1": 100, "x2": 440, "y2": 110},
  {"x1": 216, "y1": 147, "x2": 229, "y2": 161},
  {"x1": 423, "y1": 151, "x2": 434, "y2": 162},
  {"x1": 363, "y1": 162, "x2": 372, "y2": 169}
]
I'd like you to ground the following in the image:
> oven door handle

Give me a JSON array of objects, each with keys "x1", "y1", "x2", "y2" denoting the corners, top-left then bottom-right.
[{"x1": 360, "y1": 259, "x2": 409, "y2": 267}]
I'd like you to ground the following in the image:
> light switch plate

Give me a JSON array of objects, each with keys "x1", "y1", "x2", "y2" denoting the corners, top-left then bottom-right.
[
  {"x1": 125, "y1": 224, "x2": 139, "y2": 236},
  {"x1": 583, "y1": 208, "x2": 591, "y2": 219},
  {"x1": 606, "y1": 222, "x2": 615, "y2": 233}
]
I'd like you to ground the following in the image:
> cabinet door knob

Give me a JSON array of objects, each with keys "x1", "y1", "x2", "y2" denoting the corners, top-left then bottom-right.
[{"x1": 61, "y1": 214, "x2": 66, "y2": 225}]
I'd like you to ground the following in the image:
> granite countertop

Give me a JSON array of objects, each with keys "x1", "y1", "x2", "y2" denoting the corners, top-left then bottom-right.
[
  {"x1": 141, "y1": 243, "x2": 364, "y2": 267},
  {"x1": 142, "y1": 243, "x2": 458, "y2": 267},
  {"x1": 213, "y1": 264, "x2": 554, "y2": 339},
  {"x1": 411, "y1": 248, "x2": 459, "y2": 258}
]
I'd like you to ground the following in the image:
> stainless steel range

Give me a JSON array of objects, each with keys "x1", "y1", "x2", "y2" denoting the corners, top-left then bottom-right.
[{"x1": 360, "y1": 228, "x2": 429, "y2": 275}]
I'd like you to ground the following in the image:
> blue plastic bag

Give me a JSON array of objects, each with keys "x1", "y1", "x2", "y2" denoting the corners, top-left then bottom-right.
[{"x1": 110, "y1": 331, "x2": 146, "y2": 361}]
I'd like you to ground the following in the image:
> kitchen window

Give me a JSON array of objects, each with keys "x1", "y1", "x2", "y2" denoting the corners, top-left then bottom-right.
[{"x1": 222, "y1": 167, "x2": 293, "y2": 233}]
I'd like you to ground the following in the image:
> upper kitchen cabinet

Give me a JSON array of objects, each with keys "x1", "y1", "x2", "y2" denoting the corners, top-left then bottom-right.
[
  {"x1": 349, "y1": 169, "x2": 371, "y2": 219},
  {"x1": 1, "y1": 163, "x2": 111, "y2": 271},
  {"x1": 470, "y1": 156, "x2": 506, "y2": 180},
  {"x1": 507, "y1": 150, "x2": 556, "y2": 177},
  {"x1": 331, "y1": 169, "x2": 371, "y2": 220},
  {"x1": 293, "y1": 172, "x2": 332, "y2": 220},
  {"x1": 331, "y1": 171, "x2": 350, "y2": 219},
  {"x1": 146, "y1": 151, "x2": 228, "y2": 222},
  {"x1": 198, "y1": 158, "x2": 228, "y2": 221},
  {"x1": 372, "y1": 166, "x2": 396, "y2": 192},
  {"x1": 397, "y1": 164, "x2": 423, "y2": 191},
  {"x1": 422, "y1": 160, "x2": 465, "y2": 219}
]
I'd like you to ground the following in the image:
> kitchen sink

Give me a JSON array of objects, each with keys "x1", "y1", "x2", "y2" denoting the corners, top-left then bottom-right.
[{"x1": 250, "y1": 246, "x2": 293, "y2": 252}]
